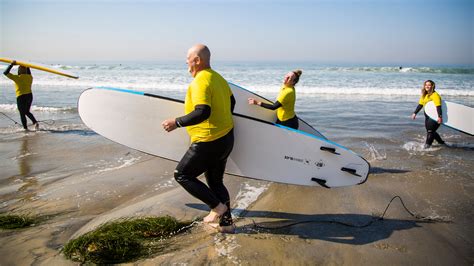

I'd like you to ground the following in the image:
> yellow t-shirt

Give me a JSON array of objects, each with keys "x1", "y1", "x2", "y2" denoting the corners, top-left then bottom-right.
[
  {"x1": 184, "y1": 69, "x2": 233, "y2": 143},
  {"x1": 6, "y1": 73, "x2": 33, "y2": 97},
  {"x1": 276, "y1": 85, "x2": 296, "y2": 121},
  {"x1": 418, "y1": 91, "x2": 442, "y2": 107}
]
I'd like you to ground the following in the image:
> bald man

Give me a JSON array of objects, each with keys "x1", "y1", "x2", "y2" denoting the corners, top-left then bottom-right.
[{"x1": 162, "y1": 44, "x2": 236, "y2": 233}]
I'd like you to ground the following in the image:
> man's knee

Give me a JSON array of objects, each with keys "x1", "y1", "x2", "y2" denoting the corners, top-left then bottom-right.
[{"x1": 174, "y1": 169, "x2": 187, "y2": 183}]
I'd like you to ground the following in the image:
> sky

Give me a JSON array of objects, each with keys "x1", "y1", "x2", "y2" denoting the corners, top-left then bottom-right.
[{"x1": 0, "y1": 0, "x2": 473, "y2": 65}]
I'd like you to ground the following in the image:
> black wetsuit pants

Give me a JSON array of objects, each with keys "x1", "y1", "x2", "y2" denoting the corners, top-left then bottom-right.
[
  {"x1": 17, "y1": 93, "x2": 37, "y2": 130},
  {"x1": 276, "y1": 115, "x2": 299, "y2": 129},
  {"x1": 174, "y1": 129, "x2": 234, "y2": 226},
  {"x1": 424, "y1": 113, "x2": 444, "y2": 146}
]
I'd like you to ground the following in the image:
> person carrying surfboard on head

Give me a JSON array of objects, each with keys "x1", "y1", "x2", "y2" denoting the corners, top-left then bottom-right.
[
  {"x1": 411, "y1": 80, "x2": 445, "y2": 148},
  {"x1": 248, "y1": 70, "x2": 302, "y2": 129},
  {"x1": 161, "y1": 44, "x2": 236, "y2": 233},
  {"x1": 3, "y1": 60, "x2": 39, "y2": 131}
]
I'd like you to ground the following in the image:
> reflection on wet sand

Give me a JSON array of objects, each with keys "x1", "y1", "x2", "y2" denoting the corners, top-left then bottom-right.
[
  {"x1": 18, "y1": 136, "x2": 31, "y2": 177},
  {"x1": 16, "y1": 136, "x2": 38, "y2": 201}
]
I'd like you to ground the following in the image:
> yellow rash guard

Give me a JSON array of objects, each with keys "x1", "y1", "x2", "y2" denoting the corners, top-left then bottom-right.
[
  {"x1": 419, "y1": 91, "x2": 441, "y2": 107},
  {"x1": 6, "y1": 73, "x2": 33, "y2": 97},
  {"x1": 276, "y1": 85, "x2": 296, "y2": 121},
  {"x1": 184, "y1": 69, "x2": 234, "y2": 143}
]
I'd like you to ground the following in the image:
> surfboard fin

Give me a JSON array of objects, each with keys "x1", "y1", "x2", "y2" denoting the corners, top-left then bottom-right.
[
  {"x1": 320, "y1": 146, "x2": 340, "y2": 155},
  {"x1": 341, "y1": 167, "x2": 361, "y2": 177},
  {"x1": 311, "y1": 178, "x2": 330, "y2": 188}
]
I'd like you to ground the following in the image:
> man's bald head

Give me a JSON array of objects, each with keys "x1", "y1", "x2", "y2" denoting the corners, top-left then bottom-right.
[
  {"x1": 186, "y1": 44, "x2": 211, "y2": 77},
  {"x1": 188, "y1": 44, "x2": 211, "y2": 65}
]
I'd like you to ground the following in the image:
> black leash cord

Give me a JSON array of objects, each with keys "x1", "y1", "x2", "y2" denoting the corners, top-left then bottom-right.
[
  {"x1": 0, "y1": 111, "x2": 20, "y2": 125},
  {"x1": 248, "y1": 195, "x2": 451, "y2": 230},
  {"x1": 1, "y1": 112, "x2": 57, "y2": 126}
]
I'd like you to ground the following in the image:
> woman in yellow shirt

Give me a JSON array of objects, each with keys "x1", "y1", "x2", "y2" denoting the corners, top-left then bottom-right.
[
  {"x1": 411, "y1": 80, "x2": 445, "y2": 148},
  {"x1": 248, "y1": 69, "x2": 302, "y2": 129},
  {"x1": 3, "y1": 61, "x2": 39, "y2": 131}
]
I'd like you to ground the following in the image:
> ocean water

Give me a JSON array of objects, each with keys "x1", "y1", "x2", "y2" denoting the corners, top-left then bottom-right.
[
  {"x1": 0, "y1": 62, "x2": 473, "y2": 171},
  {"x1": 1, "y1": 62, "x2": 473, "y2": 106}
]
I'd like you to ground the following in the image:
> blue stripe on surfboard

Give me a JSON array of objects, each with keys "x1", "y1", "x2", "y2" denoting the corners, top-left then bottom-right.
[
  {"x1": 228, "y1": 82, "x2": 270, "y2": 100},
  {"x1": 96, "y1": 86, "x2": 185, "y2": 103},
  {"x1": 97, "y1": 86, "x2": 145, "y2": 95}
]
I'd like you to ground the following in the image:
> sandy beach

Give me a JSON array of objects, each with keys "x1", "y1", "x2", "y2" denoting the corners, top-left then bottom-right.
[{"x1": 0, "y1": 122, "x2": 472, "y2": 265}]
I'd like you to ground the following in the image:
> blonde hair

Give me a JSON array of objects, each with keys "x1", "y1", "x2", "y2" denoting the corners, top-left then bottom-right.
[
  {"x1": 292, "y1": 69, "x2": 303, "y2": 84},
  {"x1": 421, "y1": 80, "x2": 435, "y2": 98}
]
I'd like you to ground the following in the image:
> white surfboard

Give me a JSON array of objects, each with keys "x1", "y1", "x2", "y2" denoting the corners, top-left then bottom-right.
[
  {"x1": 228, "y1": 82, "x2": 326, "y2": 139},
  {"x1": 78, "y1": 87, "x2": 369, "y2": 188},
  {"x1": 425, "y1": 100, "x2": 474, "y2": 136}
]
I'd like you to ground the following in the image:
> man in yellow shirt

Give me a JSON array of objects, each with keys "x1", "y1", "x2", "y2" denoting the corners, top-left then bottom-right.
[
  {"x1": 162, "y1": 44, "x2": 235, "y2": 233},
  {"x1": 3, "y1": 61, "x2": 39, "y2": 131}
]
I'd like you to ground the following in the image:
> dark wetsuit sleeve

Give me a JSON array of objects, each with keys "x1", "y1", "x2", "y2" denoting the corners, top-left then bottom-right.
[
  {"x1": 413, "y1": 104, "x2": 423, "y2": 115},
  {"x1": 3, "y1": 63, "x2": 14, "y2": 76},
  {"x1": 176, "y1": 104, "x2": 211, "y2": 127},
  {"x1": 231, "y1": 95, "x2": 235, "y2": 113},
  {"x1": 260, "y1": 101, "x2": 282, "y2": 110},
  {"x1": 436, "y1": 106, "x2": 442, "y2": 118}
]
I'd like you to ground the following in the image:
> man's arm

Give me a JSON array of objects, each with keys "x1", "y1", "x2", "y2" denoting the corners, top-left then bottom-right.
[{"x1": 175, "y1": 104, "x2": 211, "y2": 127}]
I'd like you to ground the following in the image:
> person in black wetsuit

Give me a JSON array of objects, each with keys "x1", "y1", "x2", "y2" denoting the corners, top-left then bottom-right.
[
  {"x1": 3, "y1": 61, "x2": 39, "y2": 131},
  {"x1": 161, "y1": 44, "x2": 236, "y2": 233},
  {"x1": 248, "y1": 69, "x2": 302, "y2": 129},
  {"x1": 411, "y1": 80, "x2": 445, "y2": 148}
]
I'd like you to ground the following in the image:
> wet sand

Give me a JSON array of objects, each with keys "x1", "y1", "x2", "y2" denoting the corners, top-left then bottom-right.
[
  {"x1": 0, "y1": 126, "x2": 473, "y2": 265},
  {"x1": 141, "y1": 160, "x2": 473, "y2": 265}
]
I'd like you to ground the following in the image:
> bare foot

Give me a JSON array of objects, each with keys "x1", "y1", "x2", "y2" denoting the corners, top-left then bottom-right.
[{"x1": 203, "y1": 203, "x2": 227, "y2": 223}]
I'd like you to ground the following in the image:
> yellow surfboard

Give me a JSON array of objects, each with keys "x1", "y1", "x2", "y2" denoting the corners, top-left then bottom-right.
[{"x1": 0, "y1": 58, "x2": 79, "y2": 79}]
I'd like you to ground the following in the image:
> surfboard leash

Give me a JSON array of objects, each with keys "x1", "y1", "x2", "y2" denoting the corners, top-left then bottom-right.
[
  {"x1": 245, "y1": 195, "x2": 452, "y2": 231},
  {"x1": 2, "y1": 111, "x2": 68, "y2": 128},
  {"x1": 0, "y1": 111, "x2": 20, "y2": 125}
]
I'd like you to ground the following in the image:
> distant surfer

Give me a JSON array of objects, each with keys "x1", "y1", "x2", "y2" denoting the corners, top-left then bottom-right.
[
  {"x1": 411, "y1": 80, "x2": 445, "y2": 148},
  {"x1": 3, "y1": 60, "x2": 39, "y2": 131},
  {"x1": 161, "y1": 44, "x2": 235, "y2": 233},
  {"x1": 248, "y1": 70, "x2": 302, "y2": 129}
]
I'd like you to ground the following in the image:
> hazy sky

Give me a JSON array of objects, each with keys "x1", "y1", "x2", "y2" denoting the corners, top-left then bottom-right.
[{"x1": 1, "y1": 0, "x2": 473, "y2": 65}]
